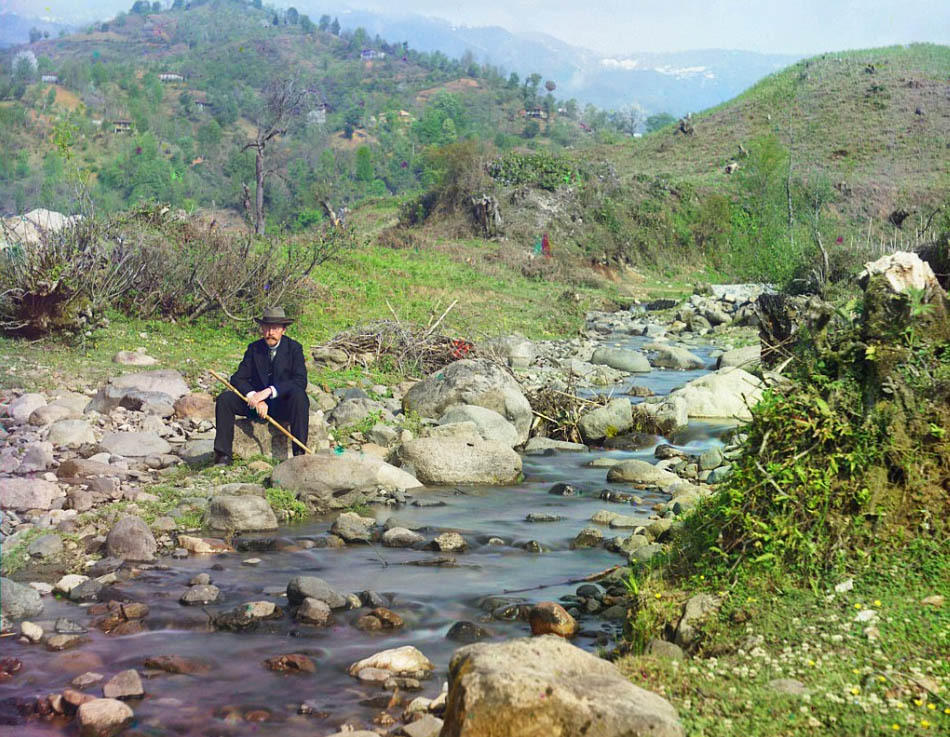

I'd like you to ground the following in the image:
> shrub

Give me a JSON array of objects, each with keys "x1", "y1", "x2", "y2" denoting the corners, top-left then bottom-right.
[{"x1": 487, "y1": 150, "x2": 579, "y2": 191}]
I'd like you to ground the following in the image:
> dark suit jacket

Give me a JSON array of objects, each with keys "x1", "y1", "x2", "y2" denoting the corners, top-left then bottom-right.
[{"x1": 230, "y1": 336, "x2": 308, "y2": 399}]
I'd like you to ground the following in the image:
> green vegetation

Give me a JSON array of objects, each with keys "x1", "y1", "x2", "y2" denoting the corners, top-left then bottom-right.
[{"x1": 265, "y1": 486, "x2": 308, "y2": 521}]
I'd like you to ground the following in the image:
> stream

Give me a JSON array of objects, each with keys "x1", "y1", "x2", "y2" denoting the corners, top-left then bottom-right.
[{"x1": 3, "y1": 330, "x2": 736, "y2": 736}]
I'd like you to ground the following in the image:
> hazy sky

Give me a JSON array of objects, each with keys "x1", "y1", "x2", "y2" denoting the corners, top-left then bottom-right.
[
  {"x1": 10, "y1": 0, "x2": 949, "y2": 55},
  {"x1": 344, "y1": 0, "x2": 949, "y2": 55}
]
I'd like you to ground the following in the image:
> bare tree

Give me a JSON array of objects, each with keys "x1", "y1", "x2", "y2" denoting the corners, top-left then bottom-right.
[{"x1": 243, "y1": 77, "x2": 309, "y2": 235}]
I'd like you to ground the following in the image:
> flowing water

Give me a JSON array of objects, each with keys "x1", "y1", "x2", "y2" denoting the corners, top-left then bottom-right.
[{"x1": 3, "y1": 332, "x2": 736, "y2": 735}]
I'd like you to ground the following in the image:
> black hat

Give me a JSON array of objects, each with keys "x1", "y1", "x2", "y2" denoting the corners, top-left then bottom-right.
[{"x1": 254, "y1": 306, "x2": 294, "y2": 326}]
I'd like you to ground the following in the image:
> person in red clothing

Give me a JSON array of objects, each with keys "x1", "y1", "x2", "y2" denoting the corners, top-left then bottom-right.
[{"x1": 541, "y1": 232, "x2": 551, "y2": 257}]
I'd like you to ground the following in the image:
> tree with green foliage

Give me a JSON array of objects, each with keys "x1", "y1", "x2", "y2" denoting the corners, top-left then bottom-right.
[
  {"x1": 507, "y1": 72, "x2": 519, "y2": 89},
  {"x1": 646, "y1": 112, "x2": 676, "y2": 132},
  {"x1": 286, "y1": 7, "x2": 299, "y2": 25},
  {"x1": 523, "y1": 120, "x2": 540, "y2": 139},
  {"x1": 318, "y1": 15, "x2": 330, "y2": 31},
  {"x1": 29, "y1": 27, "x2": 42, "y2": 43},
  {"x1": 330, "y1": 17, "x2": 340, "y2": 36},
  {"x1": 300, "y1": 15, "x2": 314, "y2": 33},
  {"x1": 355, "y1": 145, "x2": 373, "y2": 181},
  {"x1": 152, "y1": 1, "x2": 161, "y2": 12},
  {"x1": 131, "y1": 1, "x2": 150, "y2": 15}
]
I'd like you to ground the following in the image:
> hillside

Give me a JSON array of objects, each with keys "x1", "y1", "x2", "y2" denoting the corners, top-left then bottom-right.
[
  {"x1": 405, "y1": 44, "x2": 949, "y2": 285},
  {"x1": 0, "y1": 0, "x2": 612, "y2": 224}
]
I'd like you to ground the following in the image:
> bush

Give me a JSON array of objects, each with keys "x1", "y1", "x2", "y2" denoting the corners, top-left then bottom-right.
[
  {"x1": 0, "y1": 203, "x2": 353, "y2": 336},
  {"x1": 487, "y1": 150, "x2": 579, "y2": 191}
]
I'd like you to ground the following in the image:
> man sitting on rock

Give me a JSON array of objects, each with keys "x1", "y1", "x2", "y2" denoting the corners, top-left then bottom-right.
[{"x1": 213, "y1": 307, "x2": 309, "y2": 465}]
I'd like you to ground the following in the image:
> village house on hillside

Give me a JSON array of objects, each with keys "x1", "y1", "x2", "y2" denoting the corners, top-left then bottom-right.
[
  {"x1": 112, "y1": 120, "x2": 133, "y2": 134},
  {"x1": 159, "y1": 72, "x2": 185, "y2": 82},
  {"x1": 360, "y1": 49, "x2": 384, "y2": 61},
  {"x1": 522, "y1": 107, "x2": 548, "y2": 120},
  {"x1": 41, "y1": 74, "x2": 59, "y2": 84}
]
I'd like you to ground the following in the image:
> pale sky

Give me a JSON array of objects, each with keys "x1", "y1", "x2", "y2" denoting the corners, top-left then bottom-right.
[
  {"x1": 7, "y1": 0, "x2": 949, "y2": 55},
  {"x1": 342, "y1": 0, "x2": 949, "y2": 55}
]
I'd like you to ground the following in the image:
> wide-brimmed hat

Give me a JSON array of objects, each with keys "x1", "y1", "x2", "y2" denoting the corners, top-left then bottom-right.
[{"x1": 254, "y1": 306, "x2": 294, "y2": 326}]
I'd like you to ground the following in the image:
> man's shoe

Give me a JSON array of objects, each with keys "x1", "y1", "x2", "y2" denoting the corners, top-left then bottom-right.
[{"x1": 213, "y1": 451, "x2": 232, "y2": 466}]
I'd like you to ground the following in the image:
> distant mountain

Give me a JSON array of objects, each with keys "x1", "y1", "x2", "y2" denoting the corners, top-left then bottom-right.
[
  {"x1": 316, "y1": 7, "x2": 801, "y2": 114},
  {"x1": 0, "y1": 13, "x2": 74, "y2": 49}
]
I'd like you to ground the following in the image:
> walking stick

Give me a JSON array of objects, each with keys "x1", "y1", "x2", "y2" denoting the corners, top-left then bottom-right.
[{"x1": 209, "y1": 370, "x2": 312, "y2": 455}]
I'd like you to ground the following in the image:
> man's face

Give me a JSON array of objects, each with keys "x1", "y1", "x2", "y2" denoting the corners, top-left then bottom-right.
[{"x1": 260, "y1": 323, "x2": 286, "y2": 347}]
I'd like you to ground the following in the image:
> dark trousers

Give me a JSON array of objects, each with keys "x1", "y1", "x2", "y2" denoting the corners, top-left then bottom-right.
[{"x1": 214, "y1": 387, "x2": 310, "y2": 457}]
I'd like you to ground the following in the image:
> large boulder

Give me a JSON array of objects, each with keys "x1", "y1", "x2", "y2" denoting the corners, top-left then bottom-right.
[
  {"x1": 347, "y1": 646, "x2": 434, "y2": 679},
  {"x1": 0, "y1": 477, "x2": 64, "y2": 511},
  {"x1": 403, "y1": 360, "x2": 532, "y2": 443},
  {"x1": 77, "y1": 698, "x2": 134, "y2": 737},
  {"x1": 667, "y1": 367, "x2": 763, "y2": 420},
  {"x1": 577, "y1": 398, "x2": 633, "y2": 443},
  {"x1": 590, "y1": 347, "x2": 651, "y2": 373},
  {"x1": 441, "y1": 636, "x2": 683, "y2": 737},
  {"x1": 286, "y1": 576, "x2": 347, "y2": 608},
  {"x1": 859, "y1": 251, "x2": 945, "y2": 297},
  {"x1": 271, "y1": 450, "x2": 421, "y2": 512},
  {"x1": 480, "y1": 335, "x2": 537, "y2": 369},
  {"x1": 1, "y1": 577, "x2": 44, "y2": 620},
  {"x1": 99, "y1": 431, "x2": 171, "y2": 458},
  {"x1": 208, "y1": 494, "x2": 278, "y2": 532},
  {"x1": 396, "y1": 436, "x2": 521, "y2": 485},
  {"x1": 631, "y1": 396, "x2": 689, "y2": 435},
  {"x1": 6, "y1": 393, "x2": 46, "y2": 422},
  {"x1": 232, "y1": 418, "x2": 293, "y2": 460},
  {"x1": 327, "y1": 398, "x2": 393, "y2": 428},
  {"x1": 46, "y1": 419, "x2": 96, "y2": 448},
  {"x1": 87, "y1": 370, "x2": 189, "y2": 414},
  {"x1": 438, "y1": 405, "x2": 520, "y2": 448},
  {"x1": 173, "y1": 392, "x2": 215, "y2": 421},
  {"x1": 717, "y1": 344, "x2": 761, "y2": 370},
  {"x1": 105, "y1": 516, "x2": 157, "y2": 561},
  {"x1": 606, "y1": 459, "x2": 683, "y2": 491},
  {"x1": 643, "y1": 342, "x2": 705, "y2": 370}
]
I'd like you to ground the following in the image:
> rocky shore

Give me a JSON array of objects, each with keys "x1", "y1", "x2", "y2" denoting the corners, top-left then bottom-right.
[{"x1": 0, "y1": 283, "x2": 773, "y2": 736}]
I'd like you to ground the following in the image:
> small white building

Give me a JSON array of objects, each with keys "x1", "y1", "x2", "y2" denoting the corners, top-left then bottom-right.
[
  {"x1": 159, "y1": 72, "x2": 184, "y2": 82},
  {"x1": 41, "y1": 74, "x2": 59, "y2": 83}
]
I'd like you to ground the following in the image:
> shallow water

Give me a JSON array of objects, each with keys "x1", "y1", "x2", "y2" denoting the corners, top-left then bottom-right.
[{"x1": 2, "y1": 332, "x2": 735, "y2": 735}]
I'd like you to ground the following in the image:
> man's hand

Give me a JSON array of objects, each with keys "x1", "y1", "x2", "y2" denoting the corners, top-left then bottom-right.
[
  {"x1": 246, "y1": 387, "x2": 272, "y2": 409},
  {"x1": 255, "y1": 401, "x2": 269, "y2": 419}
]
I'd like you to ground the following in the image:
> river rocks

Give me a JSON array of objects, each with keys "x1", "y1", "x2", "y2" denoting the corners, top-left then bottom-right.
[
  {"x1": 264, "y1": 653, "x2": 316, "y2": 673},
  {"x1": 0, "y1": 477, "x2": 63, "y2": 510},
  {"x1": 8, "y1": 392, "x2": 47, "y2": 422},
  {"x1": 87, "y1": 370, "x2": 188, "y2": 414},
  {"x1": 102, "y1": 669, "x2": 144, "y2": 700},
  {"x1": 438, "y1": 405, "x2": 520, "y2": 448},
  {"x1": 645, "y1": 639, "x2": 686, "y2": 661},
  {"x1": 46, "y1": 419, "x2": 96, "y2": 448},
  {"x1": 577, "y1": 398, "x2": 633, "y2": 443},
  {"x1": 356, "y1": 607, "x2": 404, "y2": 632},
  {"x1": 523, "y1": 437, "x2": 587, "y2": 454},
  {"x1": 403, "y1": 359, "x2": 533, "y2": 443},
  {"x1": 396, "y1": 436, "x2": 521, "y2": 485},
  {"x1": 29, "y1": 404, "x2": 74, "y2": 426},
  {"x1": 208, "y1": 494, "x2": 278, "y2": 532},
  {"x1": 173, "y1": 392, "x2": 215, "y2": 420},
  {"x1": 348, "y1": 646, "x2": 434, "y2": 680},
  {"x1": 287, "y1": 576, "x2": 347, "y2": 609},
  {"x1": 77, "y1": 698, "x2": 134, "y2": 737},
  {"x1": 447, "y1": 621, "x2": 493, "y2": 644},
  {"x1": 55, "y1": 574, "x2": 89, "y2": 595},
  {"x1": 17, "y1": 441, "x2": 54, "y2": 473},
  {"x1": 441, "y1": 636, "x2": 683, "y2": 737},
  {"x1": 431, "y1": 531, "x2": 467, "y2": 552},
  {"x1": 674, "y1": 593, "x2": 722, "y2": 648},
  {"x1": 57, "y1": 458, "x2": 121, "y2": 480},
  {"x1": 632, "y1": 396, "x2": 689, "y2": 435},
  {"x1": 717, "y1": 343, "x2": 760, "y2": 369},
  {"x1": 330, "y1": 511, "x2": 375, "y2": 542},
  {"x1": 142, "y1": 655, "x2": 212, "y2": 676},
  {"x1": 105, "y1": 516, "x2": 157, "y2": 561},
  {"x1": 296, "y1": 597, "x2": 332, "y2": 626},
  {"x1": 1, "y1": 577, "x2": 43, "y2": 619},
  {"x1": 643, "y1": 342, "x2": 705, "y2": 370},
  {"x1": 271, "y1": 451, "x2": 421, "y2": 512},
  {"x1": 606, "y1": 459, "x2": 682, "y2": 490},
  {"x1": 382, "y1": 527, "x2": 424, "y2": 547},
  {"x1": 667, "y1": 367, "x2": 764, "y2": 420},
  {"x1": 28, "y1": 533, "x2": 63, "y2": 559},
  {"x1": 180, "y1": 584, "x2": 220, "y2": 605},
  {"x1": 98, "y1": 431, "x2": 171, "y2": 458},
  {"x1": 528, "y1": 602, "x2": 577, "y2": 638},
  {"x1": 328, "y1": 398, "x2": 393, "y2": 428},
  {"x1": 571, "y1": 527, "x2": 603, "y2": 549},
  {"x1": 177, "y1": 439, "x2": 215, "y2": 466},
  {"x1": 590, "y1": 346, "x2": 651, "y2": 373},
  {"x1": 113, "y1": 350, "x2": 158, "y2": 366}
]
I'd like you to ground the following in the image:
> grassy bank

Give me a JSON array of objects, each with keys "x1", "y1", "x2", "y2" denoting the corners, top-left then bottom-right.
[
  {"x1": 619, "y1": 538, "x2": 949, "y2": 736},
  {"x1": 0, "y1": 234, "x2": 629, "y2": 393}
]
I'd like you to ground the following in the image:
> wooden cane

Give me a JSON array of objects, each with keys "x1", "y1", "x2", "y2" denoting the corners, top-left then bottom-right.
[{"x1": 209, "y1": 370, "x2": 312, "y2": 455}]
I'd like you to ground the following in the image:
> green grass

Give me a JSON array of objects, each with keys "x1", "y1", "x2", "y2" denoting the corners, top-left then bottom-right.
[
  {"x1": 619, "y1": 539, "x2": 950, "y2": 737},
  {"x1": 0, "y1": 236, "x2": 622, "y2": 392}
]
